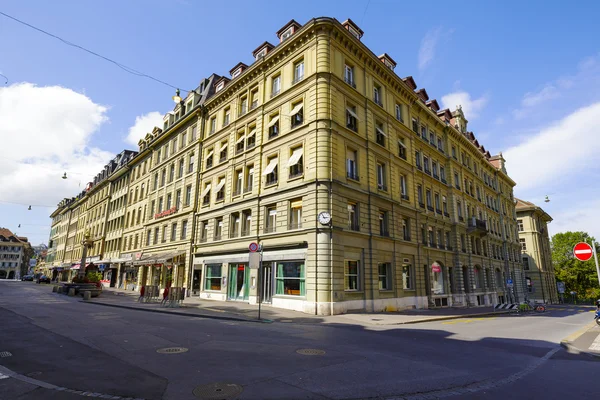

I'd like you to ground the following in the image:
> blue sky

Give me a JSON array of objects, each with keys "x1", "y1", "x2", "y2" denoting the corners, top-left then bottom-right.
[{"x1": 1, "y1": 0, "x2": 600, "y2": 245}]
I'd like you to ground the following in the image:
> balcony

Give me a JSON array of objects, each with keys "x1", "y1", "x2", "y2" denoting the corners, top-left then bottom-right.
[
  {"x1": 467, "y1": 217, "x2": 488, "y2": 237},
  {"x1": 441, "y1": 178, "x2": 447, "y2": 184}
]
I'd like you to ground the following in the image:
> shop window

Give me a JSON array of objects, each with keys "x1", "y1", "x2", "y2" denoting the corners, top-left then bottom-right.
[
  {"x1": 204, "y1": 264, "x2": 222, "y2": 291},
  {"x1": 275, "y1": 261, "x2": 305, "y2": 296}
]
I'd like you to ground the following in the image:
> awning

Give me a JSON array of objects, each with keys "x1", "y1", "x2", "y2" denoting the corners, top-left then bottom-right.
[
  {"x1": 206, "y1": 150, "x2": 214, "y2": 159},
  {"x1": 201, "y1": 184, "x2": 211, "y2": 197},
  {"x1": 247, "y1": 128, "x2": 256, "y2": 137},
  {"x1": 220, "y1": 143, "x2": 228, "y2": 152},
  {"x1": 214, "y1": 179, "x2": 226, "y2": 193},
  {"x1": 155, "y1": 250, "x2": 186, "y2": 264},
  {"x1": 346, "y1": 107, "x2": 358, "y2": 119},
  {"x1": 70, "y1": 263, "x2": 92, "y2": 270},
  {"x1": 290, "y1": 103, "x2": 303, "y2": 116},
  {"x1": 267, "y1": 115, "x2": 280, "y2": 128},
  {"x1": 133, "y1": 254, "x2": 157, "y2": 266},
  {"x1": 110, "y1": 257, "x2": 131, "y2": 263},
  {"x1": 376, "y1": 126, "x2": 387, "y2": 136},
  {"x1": 236, "y1": 135, "x2": 245, "y2": 145},
  {"x1": 194, "y1": 248, "x2": 307, "y2": 265},
  {"x1": 287, "y1": 148, "x2": 303, "y2": 167},
  {"x1": 262, "y1": 158, "x2": 278, "y2": 175}
]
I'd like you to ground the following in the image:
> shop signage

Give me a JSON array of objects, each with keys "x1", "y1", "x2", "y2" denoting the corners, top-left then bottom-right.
[
  {"x1": 154, "y1": 207, "x2": 177, "y2": 219},
  {"x1": 431, "y1": 262, "x2": 441, "y2": 273}
]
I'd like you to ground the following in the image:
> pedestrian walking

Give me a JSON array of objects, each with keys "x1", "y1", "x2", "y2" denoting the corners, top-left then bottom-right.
[
  {"x1": 161, "y1": 282, "x2": 171, "y2": 306},
  {"x1": 138, "y1": 285, "x2": 145, "y2": 303}
]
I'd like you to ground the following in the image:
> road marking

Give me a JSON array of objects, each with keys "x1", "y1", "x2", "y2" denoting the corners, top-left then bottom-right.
[
  {"x1": 0, "y1": 373, "x2": 9, "y2": 380},
  {"x1": 589, "y1": 334, "x2": 600, "y2": 352},
  {"x1": 442, "y1": 317, "x2": 496, "y2": 325}
]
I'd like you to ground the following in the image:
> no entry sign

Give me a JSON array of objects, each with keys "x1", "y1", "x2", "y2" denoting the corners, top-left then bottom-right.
[{"x1": 573, "y1": 242, "x2": 593, "y2": 261}]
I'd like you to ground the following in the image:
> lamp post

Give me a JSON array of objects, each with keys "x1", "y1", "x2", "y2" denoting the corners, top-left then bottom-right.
[{"x1": 78, "y1": 231, "x2": 94, "y2": 280}]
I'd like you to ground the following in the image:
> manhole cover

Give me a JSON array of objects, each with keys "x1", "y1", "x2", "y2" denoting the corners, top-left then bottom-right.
[
  {"x1": 0, "y1": 351, "x2": 12, "y2": 358},
  {"x1": 296, "y1": 348, "x2": 326, "y2": 356},
  {"x1": 192, "y1": 383, "x2": 243, "y2": 399},
  {"x1": 156, "y1": 347, "x2": 189, "y2": 354}
]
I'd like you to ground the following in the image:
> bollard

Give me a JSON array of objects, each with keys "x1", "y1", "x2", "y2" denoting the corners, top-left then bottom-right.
[
  {"x1": 57, "y1": 286, "x2": 63, "y2": 294},
  {"x1": 52, "y1": 286, "x2": 57, "y2": 293},
  {"x1": 83, "y1": 291, "x2": 91, "y2": 301},
  {"x1": 68, "y1": 288, "x2": 76, "y2": 297}
]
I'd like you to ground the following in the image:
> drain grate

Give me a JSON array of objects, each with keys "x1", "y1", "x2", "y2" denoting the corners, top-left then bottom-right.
[
  {"x1": 0, "y1": 351, "x2": 12, "y2": 358},
  {"x1": 296, "y1": 348, "x2": 326, "y2": 356},
  {"x1": 192, "y1": 383, "x2": 243, "y2": 399},
  {"x1": 156, "y1": 347, "x2": 189, "y2": 354}
]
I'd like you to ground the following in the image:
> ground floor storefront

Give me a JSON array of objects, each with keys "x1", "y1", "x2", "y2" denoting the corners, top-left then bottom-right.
[{"x1": 0, "y1": 268, "x2": 18, "y2": 279}]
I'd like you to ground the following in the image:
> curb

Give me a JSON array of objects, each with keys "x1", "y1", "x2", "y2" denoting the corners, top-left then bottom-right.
[
  {"x1": 392, "y1": 310, "x2": 511, "y2": 325},
  {"x1": 559, "y1": 321, "x2": 600, "y2": 360},
  {"x1": 80, "y1": 300, "x2": 272, "y2": 324}
]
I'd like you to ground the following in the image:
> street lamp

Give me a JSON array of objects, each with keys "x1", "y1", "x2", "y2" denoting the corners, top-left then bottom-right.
[
  {"x1": 172, "y1": 88, "x2": 182, "y2": 104},
  {"x1": 544, "y1": 195, "x2": 550, "y2": 203},
  {"x1": 62, "y1": 172, "x2": 68, "y2": 179},
  {"x1": 78, "y1": 230, "x2": 94, "y2": 279}
]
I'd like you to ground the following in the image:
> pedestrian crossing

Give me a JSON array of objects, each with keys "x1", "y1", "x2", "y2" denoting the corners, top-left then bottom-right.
[{"x1": 589, "y1": 333, "x2": 600, "y2": 352}]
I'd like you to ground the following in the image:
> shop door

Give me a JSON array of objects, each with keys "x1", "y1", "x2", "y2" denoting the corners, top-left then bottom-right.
[
  {"x1": 192, "y1": 269, "x2": 201, "y2": 295},
  {"x1": 228, "y1": 264, "x2": 249, "y2": 301},
  {"x1": 261, "y1": 262, "x2": 273, "y2": 304}
]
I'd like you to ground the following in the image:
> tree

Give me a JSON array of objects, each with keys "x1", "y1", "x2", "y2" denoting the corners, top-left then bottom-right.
[{"x1": 551, "y1": 231, "x2": 600, "y2": 299}]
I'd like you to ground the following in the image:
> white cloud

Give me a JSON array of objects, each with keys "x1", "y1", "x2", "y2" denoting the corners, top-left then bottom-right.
[
  {"x1": 548, "y1": 199, "x2": 600, "y2": 241},
  {"x1": 418, "y1": 27, "x2": 443, "y2": 71},
  {"x1": 0, "y1": 82, "x2": 112, "y2": 206},
  {"x1": 440, "y1": 91, "x2": 489, "y2": 119},
  {"x1": 503, "y1": 102, "x2": 600, "y2": 192},
  {"x1": 125, "y1": 111, "x2": 163, "y2": 146},
  {"x1": 521, "y1": 85, "x2": 560, "y2": 108}
]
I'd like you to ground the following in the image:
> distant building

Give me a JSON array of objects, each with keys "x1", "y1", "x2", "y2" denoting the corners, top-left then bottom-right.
[
  {"x1": 0, "y1": 228, "x2": 29, "y2": 279},
  {"x1": 516, "y1": 198, "x2": 558, "y2": 303}
]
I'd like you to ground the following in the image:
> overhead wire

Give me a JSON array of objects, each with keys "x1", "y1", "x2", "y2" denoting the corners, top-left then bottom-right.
[{"x1": 0, "y1": 10, "x2": 192, "y2": 92}]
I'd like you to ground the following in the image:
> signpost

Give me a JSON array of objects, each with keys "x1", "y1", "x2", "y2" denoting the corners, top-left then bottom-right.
[
  {"x1": 506, "y1": 278, "x2": 513, "y2": 288},
  {"x1": 573, "y1": 242, "x2": 593, "y2": 261},
  {"x1": 248, "y1": 242, "x2": 263, "y2": 321}
]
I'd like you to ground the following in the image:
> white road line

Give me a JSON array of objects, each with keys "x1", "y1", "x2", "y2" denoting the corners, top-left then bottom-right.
[
  {"x1": 589, "y1": 333, "x2": 600, "y2": 351},
  {"x1": 0, "y1": 373, "x2": 9, "y2": 380}
]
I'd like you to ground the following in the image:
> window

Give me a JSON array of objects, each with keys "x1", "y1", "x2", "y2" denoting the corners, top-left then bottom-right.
[
  {"x1": 219, "y1": 141, "x2": 228, "y2": 162},
  {"x1": 415, "y1": 151, "x2": 422, "y2": 169},
  {"x1": 202, "y1": 182, "x2": 211, "y2": 205},
  {"x1": 400, "y1": 175, "x2": 408, "y2": 199},
  {"x1": 454, "y1": 172, "x2": 460, "y2": 189},
  {"x1": 379, "y1": 210, "x2": 389, "y2": 236},
  {"x1": 289, "y1": 102, "x2": 304, "y2": 128},
  {"x1": 375, "y1": 122, "x2": 386, "y2": 146},
  {"x1": 417, "y1": 185, "x2": 424, "y2": 206},
  {"x1": 451, "y1": 146, "x2": 457, "y2": 159},
  {"x1": 395, "y1": 103, "x2": 403, "y2": 122},
  {"x1": 178, "y1": 158, "x2": 184, "y2": 178},
  {"x1": 457, "y1": 201, "x2": 463, "y2": 219},
  {"x1": 250, "y1": 89, "x2": 259, "y2": 109},
  {"x1": 437, "y1": 137, "x2": 443, "y2": 151},
  {"x1": 162, "y1": 225, "x2": 167, "y2": 243},
  {"x1": 289, "y1": 199, "x2": 302, "y2": 229},
  {"x1": 245, "y1": 165, "x2": 254, "y2": 192},
  {"x1": 171, "y1": 223, "x2": 177, "y2": 241},
  {"x1": 293, "y1": 60, "x2": 304, "y2": 83},
  {"x1": 185, "y1": 185, "x2": 192, "y2": 206},
  {"x1": 435, "y1": 193, "x2": 441, "y2": 212},
  {"x1": 169, "y1": 164, "x2": 175, "y2": 182},
  {"x1": 158, "y1": 197, "x2": 164, "y2": 213},
  {"x1": 426, "y1": 189, "x2": 432, "y2": 210},
  {"x1": 402, "y1": 264, "x2": 413, "y2": 290},
  {"x1": 210, "y1": 117, "x2": 216, "y2": 134},
  {"x1": 348, "y1": 202, "x2": 359, "y2": 231},
  {"x1": 191, "y1": 125, "x2": 197, "y2": 141},
  {"x1": 442, "y1": 196, "x2": 448, "y2": 215},
  {"x1": 181, "y1": 220, "x2": 188, "y2": 240},
  {"x1": 166, "y1": 193, "x2": 172, "y2": 210},
  {"x1": 346, "y1": 148, "x2": 358, "y2": 180},
  {"x1": 421, "y1": 125, "x2": 427, "y2": 140},
  {"x1": 520, "y1": 238, "x2": 527, "y2": 251},
  {"x1": 412, "y1": 117, "x2": 419, "y2": 133},
  {"x1": 461, "y1": 234, "x2": 466, "y2": 252},
  {"x1": 214, "y1": 217, "x2": 223, "y2": 240},
  {"x1": 373, "y1": 83, "x2": 382, "y2": 106},
  {"x1": 431, "y1": 262, "x2": 445, "y2": 294},
  {"x1": 288, "y1": 146, "x2": 304, "y2": 178},
  {"x1": 423, "y1": 156, "x2": 430, "y2": 174},
  {"x1": 523, "y1": 257, "x2": 530, "y2": 270},
  {"x1": 432, "y1": 161, "x2": 438, "y2": 178},
  {"x1": 445, "y1": 231, "x2": 451, "y2": 249},
  {"x1": 271, "y1": 75, "x2": 281, "y2": 97},
  {"x1": 223, "y1": 108, "x2": 230, "y2": 126},
  {"x1": 276, "y1": 261, "x2": 305, "y2": 296},
  {"x1": 236, "y1": 131, "x2": 245, "y2": 154},
  {"x1": 517, "y1": 219, "x2": 524, "y2": 231},
  {"x1": 346, "y1": 105, "x2": 358, "y2": 131},
  {"x1": 428, "y1": 227, "x2": 435, "y2": 247},
  {"x1": 178, "y1": 134, "x2": 184, "y2": 151},
  {"x1": 268, "y1": 114, "x2": 280, "y2": 138},
  {"x1": 246, "y1": 127, "x2": 256, "y2": 149},
  {"x1": 216, "y1": 81, "x2": 225, "y2": 92},
  {"x1": 239, "y1": 97, "x2": 248, "y2": 115},
  {"x1": 263, "y1": 156, "x2": 278, "y2": 186},
  {"x1": 204, "y1": 264, "x2": 222, "y2": 291},
  {"x1": 398, "y1": 138, "x2": 407, "y2": 159},
  {"x1": 378, "y1": 263, "x2": 392, "y2": 290},
  {"x1": 233, "y1": 169, "x2": 243, "y2": 196},
  {"x1": 200, "y1": 220, "x2": 209, "y2": 242},
  {"x1": 344, "y1": 64, "x2": 355, "y2": 87},
  {"x1": 160, "y1": 169, "x2": 166, "y2": 187},
  {"x1": 242, "y1": 210, "x2": 252, "y2": 236},
  {"x1": 265, "y1": 205, "x2": 277, "y2": 233},
  {"x1": 146, "y1": 230, "x2": 151, "y2": 246},
  {"x1": 345, "y1": 260, "x2": 360, "y2": 291},
  {"x1": 188, "y1": 152, "x2": 195, "y2": 173},
  {"x1": 230, "y1": 213, "x2": 241, "y2": 238},
  {"x1": 402, "y1": 218, "x2": 410, "y2": 240},
  {"x1": 215, "y1": 177, "x2": 226, "y2": 201},
  {"x1": 376, "y1": 162, "x2": 387, "y2": 191}
]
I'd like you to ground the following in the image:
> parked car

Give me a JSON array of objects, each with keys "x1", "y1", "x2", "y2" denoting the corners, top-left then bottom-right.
[
  {"x1": 21, "y1": 275, "x2": 34, "y2": 281},
  {"x1": 36, "y1": 275, "x2": 51, "y2": 284}
]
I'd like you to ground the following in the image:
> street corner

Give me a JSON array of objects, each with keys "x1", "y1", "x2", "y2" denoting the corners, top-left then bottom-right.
[{"x1": 560, "y1": 322, "x2": 600, "y2": 360}]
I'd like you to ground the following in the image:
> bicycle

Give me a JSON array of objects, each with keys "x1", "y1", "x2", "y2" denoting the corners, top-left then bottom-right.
[{"x1": 521, "y1": 300, "x2": 547, "y2": 313}]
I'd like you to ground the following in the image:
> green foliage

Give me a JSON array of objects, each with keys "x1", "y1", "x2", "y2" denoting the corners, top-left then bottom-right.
[
  {"x1": 552, "y1": 231, "x2": 600, "y2": 297},
  {"x1": 85, "y1": 271, "x2": 103, "y2": 283}
]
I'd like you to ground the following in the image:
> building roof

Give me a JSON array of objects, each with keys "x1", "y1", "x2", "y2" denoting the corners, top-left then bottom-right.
[
  {"x1": 515, "y1": 198, "x2": 553, "y2": 222},
  {"x1": 0, "y1": 228, "x2": 25, "y2": 243}
]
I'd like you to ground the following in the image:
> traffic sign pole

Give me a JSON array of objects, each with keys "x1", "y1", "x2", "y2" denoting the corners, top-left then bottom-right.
[{"x1": 590, "y1": 239, "x2": 600, "y2": 289}]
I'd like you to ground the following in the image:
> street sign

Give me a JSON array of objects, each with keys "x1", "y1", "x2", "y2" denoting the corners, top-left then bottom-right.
[
  {"x1": 506, "y1": 278, "x2": 513, "y2": 288},
  {"x1": 573, "y1": 242, "x2": 593, "y2": 261},
  {"x1": 557, "y1": 282, "x2": 565, "y2": 294},
  {"x1": 249, "y1": 242, "x2": 259, "y2": 253},
  {"x1": 248, "y1": 252, "x2": 260, "y2": 269}
]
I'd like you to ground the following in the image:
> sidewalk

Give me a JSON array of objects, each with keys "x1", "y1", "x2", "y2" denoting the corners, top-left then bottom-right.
[
  {"x1": 561, "y1": 321, "x2": 600, "y2": 359},
  {"x1": 82, "y1": 287, "x2": 511, "y2": 326}
]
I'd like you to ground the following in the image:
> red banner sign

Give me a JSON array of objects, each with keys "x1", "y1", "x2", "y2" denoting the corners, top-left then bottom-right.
[{"x1": 154, "y1": 207, "x2": 177, "y2": 219}]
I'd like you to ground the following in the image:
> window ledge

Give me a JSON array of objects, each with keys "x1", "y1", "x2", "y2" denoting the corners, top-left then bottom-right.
[{"x1": 287, "y1": 173, "x2": 304, "y2": 182}]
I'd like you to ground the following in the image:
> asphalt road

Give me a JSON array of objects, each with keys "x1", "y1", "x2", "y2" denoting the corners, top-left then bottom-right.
[{"x1": 0, "y1": 281, "x2": 598, "y2": 400}]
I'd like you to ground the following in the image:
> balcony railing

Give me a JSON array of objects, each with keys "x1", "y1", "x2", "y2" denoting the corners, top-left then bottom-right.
[
  {"x1": 467, "y1": 217, "x2": 488, "y2": 237},
  {"x1": 347, "y1": 171, "x2": 359, "y2": 181},
  {"x1": 345, "y1": 77, "x2": 356, "y2": 88},
  {"x1": 401, "y1": 194, "x2": 409, "y2": 201},
  {"x1": 289, "y1": 222, "x2": 302, "y2": 230},
  {"x1": 264, "y1": 226, "x2": 276, "y2": 233}
]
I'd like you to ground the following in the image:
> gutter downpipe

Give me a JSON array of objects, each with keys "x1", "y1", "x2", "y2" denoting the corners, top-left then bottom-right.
[{"x1": 328, "y1": 29, "x2": 335, "y2": 317}]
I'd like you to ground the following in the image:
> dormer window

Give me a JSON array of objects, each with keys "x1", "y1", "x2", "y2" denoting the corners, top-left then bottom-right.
[
  {"x1": 348, "y1": 25, "x2": 360, "y2": 39},
  {"x1": 281, "y1": 27, "x2": 293, "y2": 41},
  {"x1": 232, "y1": 68, "x2": 242, "y2": 79},
  {"x1": 216, "y1": 81, "x2": 225, "y2": 92},
  {"x1": 256, "y1": 49, "x2": 267, "y2": 59}
]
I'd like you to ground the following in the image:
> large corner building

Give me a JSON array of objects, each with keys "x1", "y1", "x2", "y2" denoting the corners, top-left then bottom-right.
[{"x1": 45, "y1": 17, "x2": 529, "y2": 314}]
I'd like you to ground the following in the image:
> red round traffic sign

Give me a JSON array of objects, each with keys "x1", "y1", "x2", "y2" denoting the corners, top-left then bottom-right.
[
  {"x1": 249, "y1": 242, "x2": 259, "y2": 252},
  {"x1": 573, "y1": 242, "x2": 593, "y2": 261}
]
